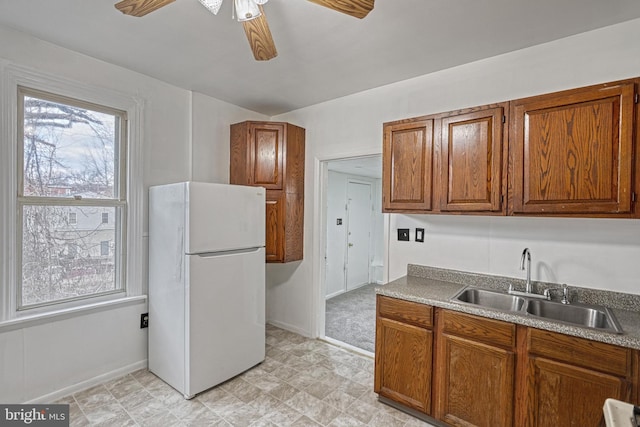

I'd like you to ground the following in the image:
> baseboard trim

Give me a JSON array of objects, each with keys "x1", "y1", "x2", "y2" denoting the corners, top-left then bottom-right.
[
  {"x1": 266, "y1": 320, "x2": 311, "y2": 338},
  {"x1": 26, "y1": 359, "x2": 148, "y2": 404},
  {"x1": 325, "y1": 290, "x2": 344, "y2": 300},
  {"x1": 378, "y1": 396, "x2": 447, "y2": 426},
  {"x1": 321, "y1": 336, "x2": 374, "y2": 358}
]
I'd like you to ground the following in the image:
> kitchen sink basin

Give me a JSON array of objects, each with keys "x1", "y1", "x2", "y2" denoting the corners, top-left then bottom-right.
[
  {"x1": 451, "y1": 286, "x2": 624, "y2": 334},
  {"x1": 453, "y1": 287, "x2": 526, "y2": 312},
  {"x1": 526, "y1": 299, "x2": 624, "y2": 334}
]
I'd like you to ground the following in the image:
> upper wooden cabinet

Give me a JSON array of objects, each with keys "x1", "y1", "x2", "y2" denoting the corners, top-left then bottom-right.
[
  {"x1": 383, "y1": 103, "x2": 507, "y2": 214},
  {"x1": 383, "y1": 119, "x2": 434, "y2": 212},
  {"x1": 383, "y1": 78, "x2": 640, "y2": 218},
  {"x1": 509, "y1": 79, "x2": 639, "y2": 217},
  {"x1": 230, "y1": 121, "x2": 305, "y2": 263},
  {"x1": 439, "y1": 104, "x2": 507, "y2": 213}
]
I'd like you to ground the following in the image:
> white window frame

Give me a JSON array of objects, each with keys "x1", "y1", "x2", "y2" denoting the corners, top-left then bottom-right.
[{"x1": 1, "y1": 63, "x2": 144, "y2": 321}]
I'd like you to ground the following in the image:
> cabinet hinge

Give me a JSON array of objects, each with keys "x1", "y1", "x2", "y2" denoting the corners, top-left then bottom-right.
[
  {"x1": 633, "y1": 192, "x2": 637, "y2": 202},
  {"x1": 635, "y1": 93, "x2": 639, "y2": 104},
  {"x1": 502, "y1": 115, "x2": 506, "y2": 124},
  {"x1": 500, "y1": 194, "x2": 504, "y2": 205}
]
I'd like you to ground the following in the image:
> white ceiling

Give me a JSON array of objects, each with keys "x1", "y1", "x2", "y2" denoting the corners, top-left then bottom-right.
[
  {"x1": 328, "y1": 156, "x2": 382, "y2": 179},
  {"x1": 1, "y1": 0, "x2": 640, "y2": 116}
]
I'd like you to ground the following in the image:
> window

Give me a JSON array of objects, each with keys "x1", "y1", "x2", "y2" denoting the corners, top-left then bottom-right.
[
  {"x1": 17, "y1": 87, "x2": 127, "y2": 310},
  {"x1": 100, "y1": 241, "x2": 110, "y2": 257}
]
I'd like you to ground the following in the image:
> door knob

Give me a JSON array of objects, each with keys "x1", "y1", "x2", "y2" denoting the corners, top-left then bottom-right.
[{"x1": 348, "y1": 243, "x2": 354, "y2": 247}]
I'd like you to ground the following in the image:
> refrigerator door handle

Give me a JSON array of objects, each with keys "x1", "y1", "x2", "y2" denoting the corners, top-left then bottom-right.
[{"x1": 194, "y1": 247, "x2": 264, "y2": 258}]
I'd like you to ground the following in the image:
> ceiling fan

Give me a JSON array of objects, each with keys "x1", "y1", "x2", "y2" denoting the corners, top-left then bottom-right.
[{"x1": 114, "y1": 0, "x2": 375, "y2": 61}]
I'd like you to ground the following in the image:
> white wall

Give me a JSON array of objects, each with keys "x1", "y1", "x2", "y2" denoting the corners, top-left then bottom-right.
[
  {"x1": 191, "y1": 93, "x2": 268, "y2": 183},
  {"x1": 0, "y1": 24, "x2": 258, "y2": 402},
  {"x1": 271, "y1": 18, "x2": 640, "y2": 337},
  {"x1": 325, "y1": 171, "x2": 383, "y2": 298}
]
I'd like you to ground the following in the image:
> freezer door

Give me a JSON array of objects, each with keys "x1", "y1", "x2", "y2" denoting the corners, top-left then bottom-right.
[
  {"x1": 186, "y1": 182, "x2": 265, "y2": 254},
  {"x1": 185, "y1": 247, "x2": 265, "y2": 397}
]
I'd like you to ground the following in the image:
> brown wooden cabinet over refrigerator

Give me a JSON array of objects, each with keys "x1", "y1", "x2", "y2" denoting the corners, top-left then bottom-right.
[{"x1": 230, "y1": 121, "x2": 305, "y2": 263}]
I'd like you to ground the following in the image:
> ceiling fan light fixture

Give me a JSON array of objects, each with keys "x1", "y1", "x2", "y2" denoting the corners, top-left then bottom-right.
[
  {"x1": 234, "y1": 0, "x2": 261, "y2": 21},
  {"x1": 198, "y1": 0, "x2": 224, "y2": 15}
]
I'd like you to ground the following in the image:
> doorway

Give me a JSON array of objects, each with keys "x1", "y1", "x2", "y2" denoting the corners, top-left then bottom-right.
[
  {"x1": 346, "y1": 181, "x2": 372, "y2": 291},
  {"x1": 322, "y1": 155, "x2": 383, "y2": 354}
]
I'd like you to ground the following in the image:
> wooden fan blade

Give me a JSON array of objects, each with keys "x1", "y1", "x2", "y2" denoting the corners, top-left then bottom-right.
[
  {"x1": 241, "y1": 6, "x2": 278, "y2": 61},
  {"x1": 115, "y1": 0, "x2": 175, "y2": 17},
  {"x1": 307, "y1": 0, "x2": 374, "y2": 19}
]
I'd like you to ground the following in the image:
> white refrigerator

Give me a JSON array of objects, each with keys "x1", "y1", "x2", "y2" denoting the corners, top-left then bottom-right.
[{"x1": 148, "y1": 182, "x2": 266, "y2": 399}]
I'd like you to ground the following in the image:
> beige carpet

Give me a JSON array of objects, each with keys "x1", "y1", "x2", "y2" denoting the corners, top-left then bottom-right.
[{"x1": 325, "y1": 283, "x2": 376, "y2": 353}]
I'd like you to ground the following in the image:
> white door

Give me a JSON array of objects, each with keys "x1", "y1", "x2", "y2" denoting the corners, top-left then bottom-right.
[{"x1": 346, "y1": 181, "x2": 372, "y2": 291}]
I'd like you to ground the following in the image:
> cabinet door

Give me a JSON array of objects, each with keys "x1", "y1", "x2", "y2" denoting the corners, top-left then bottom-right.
[
  {"x1": 525, "y1": 357, "x2": 628, "y2": 427},
  {"x1": 375, "y1": 317, "x2": 432, "y2": 414},
  {"x1": 510, "y1": 81, "x2": 636, "y2": 215},
  {"x1": 249, "y1": 122, "x2": 284, "y2": 190},
  {"x1": 265, "y1": 191, "x2": 285, "y2": 262},
  {"x1": 435, "y1": 311, "x2": 515, "y2": 427},
  {"x1": 383, "y1": 119, "x2": 434, "y2": 212},
  {"x1": 439, "y1": 105, "x2": 506, "y2": 212}
]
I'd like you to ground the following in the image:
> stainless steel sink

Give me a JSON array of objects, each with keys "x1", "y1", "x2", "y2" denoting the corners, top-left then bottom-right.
[
  {"x1": 453, "y1": 287, "x2": 526, "y2": 312},
  {"x1": 526, "y1": 299, "x2": 624, "y2": 334},
  {"x1": 451, "y1": 286, "x2": 624, "y2": 334}
]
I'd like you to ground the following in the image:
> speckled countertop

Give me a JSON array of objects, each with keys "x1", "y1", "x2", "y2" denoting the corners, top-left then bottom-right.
[{"x1": 376, "y1": 265, "x2": 640, "y2": 350}]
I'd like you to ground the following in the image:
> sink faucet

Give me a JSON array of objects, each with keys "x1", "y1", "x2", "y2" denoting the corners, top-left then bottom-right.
[{"x1": 520, "y1": 248, "x2": 532, "y2": 293}]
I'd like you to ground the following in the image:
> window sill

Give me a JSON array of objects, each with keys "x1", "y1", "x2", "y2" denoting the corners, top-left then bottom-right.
[{"x1": 0, "y1": 295, "x2": 147, "y2": 333}]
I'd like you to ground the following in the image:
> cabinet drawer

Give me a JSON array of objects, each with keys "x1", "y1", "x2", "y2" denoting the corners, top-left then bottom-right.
[
  {"x1": 440, "y1": 309, "x2": 516, "y2": 349},
  {"x1": 377, "y1": 296, "x2": 433, "y2": 329},
  {"x1": 528, "y1": 328, "x2": 632, "y2": 377}
]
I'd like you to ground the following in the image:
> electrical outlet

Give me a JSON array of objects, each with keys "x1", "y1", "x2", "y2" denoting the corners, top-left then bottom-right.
[{"x1": 140, "y1": 313, "x2": 149, "y2": 329}]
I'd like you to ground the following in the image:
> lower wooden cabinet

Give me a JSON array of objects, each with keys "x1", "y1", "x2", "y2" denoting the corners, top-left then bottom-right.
[
  {"x1": 374, "y1": 298, "x2": 639, "y2": 427},
  {"x1": 434, "y1": 310, "x2": 516, "y2": 427},
  {"x1": 374, "y1": 296, "x2": 433, "y2": 414},
  {"x1": 517, "y1": 328, "x2": 635, "y2": 427}
]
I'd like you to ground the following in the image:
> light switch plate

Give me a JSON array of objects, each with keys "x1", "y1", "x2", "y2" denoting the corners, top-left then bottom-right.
[
  {"x1": 415, "y1": 228, "x2": 424, "y2": 242},
  {"x1": 397, "y1": 228, "x2": 410, "y2": 241}
]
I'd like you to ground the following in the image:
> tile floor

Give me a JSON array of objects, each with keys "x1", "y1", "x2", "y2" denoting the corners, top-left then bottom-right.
[{"x1": 57, "y1": 325, "x2": 436, "y2": 426}]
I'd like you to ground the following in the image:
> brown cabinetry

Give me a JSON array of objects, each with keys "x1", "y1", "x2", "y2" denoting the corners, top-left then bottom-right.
[
  {"x1": 374, "y1": 295, "x2": 434, "y2": 414},
  {"x1": 439, "y1": 104, "x2": 507, "y2": 213},
  {"x1": 382, "y1": 119, "x2": 435, "y2": 212},
  {"x1": 383, "y1": 78, "x2": 640, "y2": 218},
  {"x1": 230, "y1": 121, "x2": 305, "y2": 263},
  {"x1": 517, "y1": 328, "x2": 635, "y2": 427},
  {"x1": 509, "y1": 79, "x2": 639, "y2": 217},
  {"x1": 434, "y1": 310, "x2": 516, "y2": 427},
  {"x1": 382, "y1": 103, "x2": 507, "y2": 214},
  {"x1": 374, "y1": 301, "x2": 639, "y2": 427}
]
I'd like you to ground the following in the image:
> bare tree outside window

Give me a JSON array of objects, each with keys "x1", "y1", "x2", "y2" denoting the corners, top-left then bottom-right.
[{"x1": 18, "y1": 87, "x2": 126, "y2": 309}]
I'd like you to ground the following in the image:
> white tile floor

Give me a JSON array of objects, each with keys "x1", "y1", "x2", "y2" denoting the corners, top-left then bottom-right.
[{"x1": 56, "y1": 325, "x2": 436, "y2": 426}]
